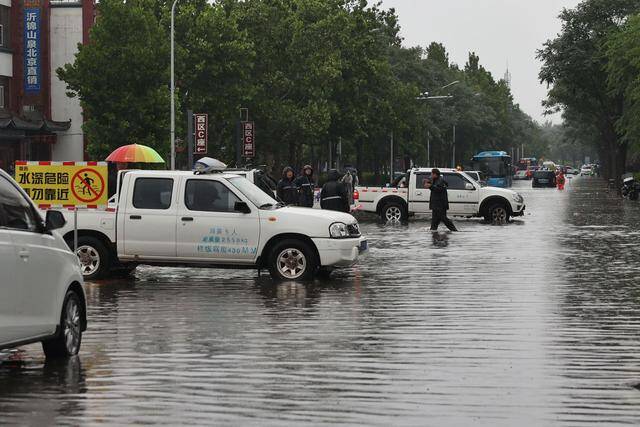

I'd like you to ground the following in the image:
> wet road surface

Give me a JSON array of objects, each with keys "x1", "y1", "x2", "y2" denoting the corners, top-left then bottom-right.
[{"x1": 2, "y1": 176, "x2": 640, "y2": 426}]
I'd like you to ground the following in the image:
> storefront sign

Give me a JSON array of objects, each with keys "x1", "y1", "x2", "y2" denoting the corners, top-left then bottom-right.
[
  {"x1": 194, "y1": 114, "x2": 208, "y2": 154},
  {"x1": 14, "y1": 161, "x2": 108, "y2": 208},
  {"x1": 242, "y1": 121, "x2": 255, "y2": 158},
  {"x1": 24, "y1": 8, "x2": 41, "y2": 93}
]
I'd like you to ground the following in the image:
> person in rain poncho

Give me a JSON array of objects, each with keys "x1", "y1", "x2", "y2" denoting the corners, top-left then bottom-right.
[
  {"x1": 295, "y1": 164, "x2": 315, "y2": 208},
  {"x1": 428, "y1": 168, "x2": 458, "y2": 231},
  {"x1": 320, "y1": 169, "x2": 350, "y2": 213},
  {"x1": 276, "y1": 166, "x2": 299, "y2": 206},
  {"x1": 342, "y1": 170, "x2": 354, "y2": 205}
]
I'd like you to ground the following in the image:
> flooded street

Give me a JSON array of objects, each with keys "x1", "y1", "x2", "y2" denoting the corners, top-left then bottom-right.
[{"x1": 2, "y1": 176, "x2": 640, "y2": 426}]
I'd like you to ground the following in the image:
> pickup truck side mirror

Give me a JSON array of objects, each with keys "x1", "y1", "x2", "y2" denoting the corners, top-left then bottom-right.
[
  {"x1": 465, "y1": 182, "x2": 475, "y2": 191},
  {"x1": 45, "y1": 210, "x2": 66, "y2": 231},
  {"x1": 234, "y1": 201, "x2": 251, "y2": 214}
]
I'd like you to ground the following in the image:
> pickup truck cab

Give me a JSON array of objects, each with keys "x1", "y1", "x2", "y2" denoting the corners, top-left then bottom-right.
[
  {"x1": 357, "y1": 168, "x2": 525, "y2": 223},
  {"x1": 47, "y1": 168, "x2": 366, "y2": 281}
]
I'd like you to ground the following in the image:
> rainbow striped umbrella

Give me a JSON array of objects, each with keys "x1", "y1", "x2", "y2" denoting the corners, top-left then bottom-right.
[{"x1": 106, "y1": 144, "x2": 165, "y2": 163}]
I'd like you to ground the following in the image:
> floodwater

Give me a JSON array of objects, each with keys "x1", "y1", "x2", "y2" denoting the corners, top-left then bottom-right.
[{"x1": 2, "y1": 176, "x2": 640, "y2": 426}]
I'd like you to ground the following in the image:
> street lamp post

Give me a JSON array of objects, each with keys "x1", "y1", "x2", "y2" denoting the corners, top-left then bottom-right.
[
  {"x1": 170, "y1": 0, "x2": 179, "y2": 170},
  {"x1": 452, "y1": 124, "x2": 456, "y2": 168},
  {"x1": 416, "y1": 81, "x2": 458, "y2": 168}
]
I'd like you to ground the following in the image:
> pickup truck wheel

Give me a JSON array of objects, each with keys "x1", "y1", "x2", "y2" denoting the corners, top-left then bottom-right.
[
  {"x1": 75, "y1": 236, "x2": 110, "y2": 280},
  {"x1": 42, "y1": 290, "x2": 83, "y2": 359},
  {"x1": 269, "y1": 239, "x2": 317, "y2": 281},
  {"x1": 485, "y1": 203, "x2": 510, "y2": 223},
  {"x1": 382, "y1": 202, "x2": 407, "y2": 222}
]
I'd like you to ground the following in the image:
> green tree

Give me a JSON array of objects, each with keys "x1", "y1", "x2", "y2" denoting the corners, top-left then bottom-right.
[
  {"x1": 606, "y1": 13, "x2": 640, "y2": 152},
  {"x1": 58, "y1": 0, "x2": 171, "y2": 160},
  {"x1": 538, "y1": 0, "x2": 640, "y2": 180}
]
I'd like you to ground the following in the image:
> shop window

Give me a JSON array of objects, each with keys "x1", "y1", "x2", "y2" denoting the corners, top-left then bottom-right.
[{"x1": 0, "y1": 5, "x2": 8, "y2": 48}]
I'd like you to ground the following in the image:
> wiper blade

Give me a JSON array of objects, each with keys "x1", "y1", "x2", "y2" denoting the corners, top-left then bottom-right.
[{"x1": 259, "y1": 203, "x2": 274, "y2": 209}]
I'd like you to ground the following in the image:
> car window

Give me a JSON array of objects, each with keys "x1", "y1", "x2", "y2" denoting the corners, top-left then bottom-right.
[
  {"x1": 443, "y1": 173, "x2": 470, "y2": 190},
  {"x1": 132, "y1": 178, "x2": 174, "y2": 210},
  {"x1": 414, "y1": 173, "x2": 432, "y2": 189},
  {"x1": 185, "y1": 180, "x2": 241, "y2": 213},
  {"x1": 0, "y1": 175, "x2": 39, "y2": 232}
]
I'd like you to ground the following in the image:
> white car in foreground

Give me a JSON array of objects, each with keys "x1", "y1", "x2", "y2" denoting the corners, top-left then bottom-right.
[{"x1": 0, "y1": 169, "x2": 86, "y2": 358}]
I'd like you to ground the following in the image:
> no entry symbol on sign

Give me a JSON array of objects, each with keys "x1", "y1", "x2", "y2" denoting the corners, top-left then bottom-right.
[{"x1": 70, "y1": 168, "x2": 105, "y2": 203}]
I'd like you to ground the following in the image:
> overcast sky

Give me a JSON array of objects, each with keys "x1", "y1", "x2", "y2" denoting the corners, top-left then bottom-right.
[{"x1": 379, "y1": 0, "x2": 582, "y2": 123}]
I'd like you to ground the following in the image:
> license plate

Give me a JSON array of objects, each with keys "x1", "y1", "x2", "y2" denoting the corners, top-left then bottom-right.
[
  {"x1": 539, "y1": 179, "x2": 548, "y2": 183},
  {"x1": 359, "y1": 240, "x2": 368, "y2": 252}
]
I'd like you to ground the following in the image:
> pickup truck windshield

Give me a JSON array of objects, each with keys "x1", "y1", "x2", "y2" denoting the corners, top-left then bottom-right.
[{"x1": 228, "y1": 177, "x2": 279, "y2": 208}]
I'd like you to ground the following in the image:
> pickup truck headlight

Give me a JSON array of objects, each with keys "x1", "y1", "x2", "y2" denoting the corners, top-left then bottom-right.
[
  {"x1": 329, "y1": 222, "x2": 349, "y2": 238},
  {"x1": 512, "y1": 193, "x2": 524, "y2": 203}
]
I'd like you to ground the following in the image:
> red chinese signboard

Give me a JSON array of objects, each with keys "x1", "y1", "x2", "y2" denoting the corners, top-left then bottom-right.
[
  {"x1": 242, "y1": 121, "x2": 255, "y2": 158},
  {"x1": 194, "y1": 113, "x2": 208, "y2": 154}
]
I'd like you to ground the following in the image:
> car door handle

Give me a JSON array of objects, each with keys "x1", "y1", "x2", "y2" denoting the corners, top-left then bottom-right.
[
  {"x1": 416, "y1": 191, "x2": 423, "y2": 195},
  {"x1": 18, "y1": 250, "x2": 29, "y2": 259},
  {"x1": 181, "y1": 217, "x2": 194, "y2": 222},
  {"x1": 130, "y1": 215, "x2": 142, "y2": 220}
]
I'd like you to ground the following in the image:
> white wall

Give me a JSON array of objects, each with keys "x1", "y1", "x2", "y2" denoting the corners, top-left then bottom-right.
[
  {"x1": 0, "y1": 51, "x2": 12, "y2": 77},
  {"x1": 50, "y1": 6, "x2": 84, "y2": 161}
]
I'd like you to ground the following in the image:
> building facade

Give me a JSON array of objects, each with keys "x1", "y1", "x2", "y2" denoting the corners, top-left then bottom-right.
[{"x1": 0, "y1": 0, "x2": 93, "y2": 173}]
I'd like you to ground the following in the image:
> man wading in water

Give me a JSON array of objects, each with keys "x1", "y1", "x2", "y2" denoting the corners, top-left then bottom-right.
[{"x1": 427, "y1": 168, "x2": 458, "y2": 231}]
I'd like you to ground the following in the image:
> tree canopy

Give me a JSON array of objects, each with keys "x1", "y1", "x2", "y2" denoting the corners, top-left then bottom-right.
[
  {"x1": 538, "y1": 0, "x2": 640, "y2": 180},
  {"x1": 61, "y1": 0, "x2": 551, "y2": 181}
]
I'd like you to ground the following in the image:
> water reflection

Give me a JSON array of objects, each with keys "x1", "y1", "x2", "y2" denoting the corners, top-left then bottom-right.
[
  {"x1": 2, "y1": 177, "x2": 640, "y2": 425},
  {"x1": 0, "y1": 356, "x2": 86, "y2": 424}
]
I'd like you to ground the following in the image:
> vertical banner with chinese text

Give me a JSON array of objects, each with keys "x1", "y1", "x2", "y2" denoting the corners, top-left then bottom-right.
[
  {"x1": 24, "y1": 6, "x2": 41, "y2": 93},
  {"x1": 242, "y1": 121, "x2": 255, "y2": 158},
  {"x1": 194, "y1": 114, "x2": 208, "y2": 154}
]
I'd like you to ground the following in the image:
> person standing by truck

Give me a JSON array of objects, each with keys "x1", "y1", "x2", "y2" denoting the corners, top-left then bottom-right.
[
  {"x1": 428, "y1": 168, "x2": 458, "y2": 231},
  {"x1": 277, "y1": 166, "x2": 299, "y2": 205},
  {"x1": 296, "y1": 164, "x2": 315, "y2": 208},
  {"x1": 321, "y1": 169, "x2": 350, "y2": 212}
]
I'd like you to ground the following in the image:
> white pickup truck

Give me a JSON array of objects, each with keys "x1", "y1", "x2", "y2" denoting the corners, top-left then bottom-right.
[
  {"x1": 357, "y1": 168, "x2": 526, "y2": 222},
  {"x1": 45, "y1": 168, "x2": 366, "y2": 281}
]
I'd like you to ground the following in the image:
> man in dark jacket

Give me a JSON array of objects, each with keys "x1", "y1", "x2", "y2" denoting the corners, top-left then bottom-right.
[
  {"x1": 295, "y1": 164, "x2": 315, "y2": 208},
  {"x1": 428, "y1": 168, "x2": 458, "y2": 231},
  {"x1": 320, "y1": 169, "x2": 350, "y2": 212},
  {"x1": 277, "y1": 166, "x2": 299, "y2": 205}
]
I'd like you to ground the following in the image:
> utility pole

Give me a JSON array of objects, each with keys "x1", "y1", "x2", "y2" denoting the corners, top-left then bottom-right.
[
  {"x1": 427, "y1": 131, "x2": 431, "y2": 167},
  {"x1": 328, "y1": 140, "x2": 332, "y2": 170},
  {"x1": 187, "y1": 109, "x2": 193, "y2": 169},
  {"x1": 170, "y1": 0, "x2": 179, "y2": 170},
  {"x1": 390, "y1": 131, "x2": 394, "y2": 183}
]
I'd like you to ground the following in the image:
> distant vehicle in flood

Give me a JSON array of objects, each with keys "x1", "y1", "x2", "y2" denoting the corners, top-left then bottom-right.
[
  {"x1": 580, "y1": 165, "x2": 593, "y2": 176},
  {"x1": 472, "y1": 151, "x2": 513, "y2": 188},
  {"x1": 514, "y1": 170, "x2": 528, "y2": 180},
  {"x1": 532, "y1": 170, "x2": 557, "y2": 188}
]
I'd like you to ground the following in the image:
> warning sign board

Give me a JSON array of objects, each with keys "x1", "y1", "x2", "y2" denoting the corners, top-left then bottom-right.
[{"x1": 14, "y1": 161, "x2": 109, "y2": 208}]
